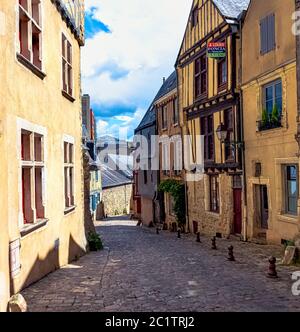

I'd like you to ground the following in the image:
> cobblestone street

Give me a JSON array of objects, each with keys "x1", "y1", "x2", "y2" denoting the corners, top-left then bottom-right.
[{"x1": 23, "y1": 216, "x2": 300, "y2": 312}]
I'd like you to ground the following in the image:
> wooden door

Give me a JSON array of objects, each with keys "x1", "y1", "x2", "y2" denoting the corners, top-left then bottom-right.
[{"x1": 233, "y1": 188, "x2": 242, "y2": 234}]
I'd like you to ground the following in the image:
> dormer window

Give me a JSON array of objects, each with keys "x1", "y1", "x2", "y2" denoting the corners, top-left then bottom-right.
[{"x1": 191, "y1": 7, "x2": 198, "y2": 28}]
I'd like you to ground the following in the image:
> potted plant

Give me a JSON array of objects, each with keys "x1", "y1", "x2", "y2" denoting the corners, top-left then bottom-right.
[{"x1": 270, "y1": 104, "x2": 280, "y2": 128}]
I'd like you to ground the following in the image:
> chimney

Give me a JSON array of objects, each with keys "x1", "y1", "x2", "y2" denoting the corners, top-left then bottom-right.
[{"x1": 163, "y1": 77, "x2": 166, "y2": 84}]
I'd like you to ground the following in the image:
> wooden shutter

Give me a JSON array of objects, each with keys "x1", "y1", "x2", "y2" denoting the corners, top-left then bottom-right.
[
  {"x1": 268, "y1": 14, "x2": 275, "y2": 51},
  {"x1": 260, "y1": 17, "x2": 268, "y2": 54},
  {"x1": 260, "y1": 14, "x2": 275, "y2": 54}
]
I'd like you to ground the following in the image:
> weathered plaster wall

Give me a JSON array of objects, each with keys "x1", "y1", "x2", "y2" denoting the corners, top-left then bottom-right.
[
  {"x1": 102, "y1": 184, "x2": 133, "y2": 216},
  {"x1": 0, "y1": 0, "x2": 86, "y2": 299},
  {"x1": 242, "y1": 0, "x2": 299, "y2": 244}
]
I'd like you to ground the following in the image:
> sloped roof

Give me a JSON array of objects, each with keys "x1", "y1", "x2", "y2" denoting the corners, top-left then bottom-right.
[
  {"x1": 135, "y1": 71, "x2": 177, "y2": 133},
  {"x1": 213, "y1": 0, "x2": 250, "y2": 20},
  {"x1": 101, "y1": 154, "x2": 133, "y2": 189},
  {"x1": 155, "y1": 71, "x2": 177, "y2": 102},
  {"x1": 135, "y1": 105, "x2": 156, "y2": 133}
]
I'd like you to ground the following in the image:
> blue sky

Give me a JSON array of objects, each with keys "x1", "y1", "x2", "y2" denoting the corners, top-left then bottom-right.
[{"x1": 82, "y1": 0, "x2": 191, "y2": 140}]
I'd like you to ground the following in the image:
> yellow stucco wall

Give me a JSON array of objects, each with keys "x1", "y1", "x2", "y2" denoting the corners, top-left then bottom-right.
[
  {"x1": 0, "y1": 0, "x2": 86, "y2": 305},
  {"x1": 242, "y1": 0, "x2": 299, "y2": 244}
]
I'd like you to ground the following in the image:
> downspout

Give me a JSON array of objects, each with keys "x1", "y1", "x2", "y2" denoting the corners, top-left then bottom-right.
[{"x1": 239, "y1": 12, "x2": 248, "y2": 242}]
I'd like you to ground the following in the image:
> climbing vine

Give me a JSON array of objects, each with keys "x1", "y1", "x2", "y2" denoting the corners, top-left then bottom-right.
[{"x1": 158, "y1": 179, "x2": 186, "y2": 227}]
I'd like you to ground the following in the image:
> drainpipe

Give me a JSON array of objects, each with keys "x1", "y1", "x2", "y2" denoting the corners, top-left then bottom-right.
[{"x1": 239, "y1": 12, "x2": 248, "y2": 242}]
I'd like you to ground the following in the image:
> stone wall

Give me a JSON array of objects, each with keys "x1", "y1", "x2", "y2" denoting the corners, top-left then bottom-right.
[
  {"x1": 102, "y1": 184, "x2": 133, "y2": 216},
  {"x1": 187, "y1": 174, "x2": 233, "y2": 238}
]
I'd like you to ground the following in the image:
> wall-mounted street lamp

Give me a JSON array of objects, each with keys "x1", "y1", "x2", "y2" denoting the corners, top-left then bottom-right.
[{"x1": 216, "y1": 124, "x2": 244, "y2": 149}]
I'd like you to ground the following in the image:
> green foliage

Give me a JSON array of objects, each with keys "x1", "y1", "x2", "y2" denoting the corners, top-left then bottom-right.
[
  {"x1": 271, "y1": 103, "x2": 280, "y2": 125},
  {"x1": 87, "y1": 232, "x2": 103, "y2": 251},
  {"x1": 158, "y1": 179, "x2": 186, "y2": 227},
  {"x1": 123, "y1": 208, "x2": 128, "y2": 215},
  {"x1": 261, "y1": 108, "x2": 269, "y2": 127}
]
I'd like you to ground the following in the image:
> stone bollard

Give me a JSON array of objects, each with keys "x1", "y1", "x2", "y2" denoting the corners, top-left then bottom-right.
[
  {"x1": 156, "y1": 227, "x2": 159, "y2": 235},
  {"x1": 178, "y1": 229, "x2": 181, "y2": 239},
  {"x1": 228, "y1": 245, "x2": 235, "y2": 261},
  {"x1": 196, "y1": 232, "x2": 201, "y2": 243},
  {"x1": 267, "y1": 256, "x2": 278, "y2": 278},
  {"x1": 211, "y1": 236, "x2": 217, "y2": 250}
]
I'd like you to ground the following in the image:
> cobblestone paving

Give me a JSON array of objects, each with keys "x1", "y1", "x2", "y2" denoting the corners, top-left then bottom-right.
[{"x1": 23, "y1": 216, "x2": 300, "y2": 312}]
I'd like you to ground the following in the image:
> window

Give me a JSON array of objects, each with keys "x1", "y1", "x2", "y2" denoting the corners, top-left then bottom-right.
[
  {"x1": 264, "y1": 80, "x2": 282, "y2": 115},
  {"x1": 209, "y1": 175, "x2": 220, "y2": 213},
  {"x1": 173, "y1": 98, "x2": 179, "y2": 125},
  {"x1": 259, "y1": 80, "x2": 282, "y2": 131},
  {"x1": 191, "y1": 7, "x2": 198, "y2": 28},
  {"x1": 64, "y1": 141, "x2": 75, "y2": 210},
  {"x1": 284, "y1": 165, "x2": 298, "y2": 215},
  {"x1": 162, "y1": 143, "x2": 170, "y2": 176},
  {"x1": 201, "y1": 115, "x2": 214, "y2": 161},
  {"x1": 18, "y1": 0, "x2": 42, "y2": 69},
  {"x1": 62, "y1": 34, "x2": 73, "y2": 96},
  {"x1": 21, "y1": 129, "x2": 45, "y2": 224},
  {"x1": 224, "y1": 109, "x2": 234, "y2": 161},
  {"x1": 162, "y1": 106, "x2": 168, "y2": 129},
  {"x1": 260, "y1": 14, "x2": 275, "y2": 55},
  {"x1": 195, "y1": 55, "x2": 207, "y2": 99},
  {"x1": 218, "y1": 57, "x2": 227, "y2": 88}
]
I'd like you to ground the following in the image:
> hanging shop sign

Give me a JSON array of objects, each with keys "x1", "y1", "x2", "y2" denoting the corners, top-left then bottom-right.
[{"x1": 207, "y1": 42, "x2": 226, "y2": 59}]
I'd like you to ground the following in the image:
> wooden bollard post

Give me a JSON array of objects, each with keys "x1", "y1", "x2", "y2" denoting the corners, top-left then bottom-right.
[
  {"x1": 178, "y1": 229, "x2": 181, "y2": 239},
  {"x1": 228, "y1": 245, "x2": 235, "y2": 261},
  {"x1": 211, "y1": 236, "x2": 217, "y2": 250},
  {"x1": 196, "y1": 232, "x2": 201, "y2": 243},
  {"x1": 156, "y1": 227, "x2": 159, "y2": 235},
  {"x1": 267, "y1": 256, "x2": 278, "y2": 278}
]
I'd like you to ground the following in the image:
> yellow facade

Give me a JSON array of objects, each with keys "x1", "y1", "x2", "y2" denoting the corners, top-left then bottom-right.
[
  {"x1": 0, "y1": 0, "x2": 86, "y2": 310},
  {"x1": 177, "y1": 0, "x2": 244, "y2": 236},
  {"x1": 242, "y1": 0, "x2": 299, "y2": 244}
]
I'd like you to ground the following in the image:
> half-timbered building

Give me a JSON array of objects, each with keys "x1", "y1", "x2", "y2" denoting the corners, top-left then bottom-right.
[{"x1": 176, "y1": 0, "x2": 250, "y2": 237}]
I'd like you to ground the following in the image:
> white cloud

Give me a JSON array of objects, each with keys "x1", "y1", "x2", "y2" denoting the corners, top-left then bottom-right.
[
  {"x1": 83, "y1": 0, "x2": 191, "y2": 137},
  {"x1": 96, "y1": 119, "x2": 109, "y2": 137}
]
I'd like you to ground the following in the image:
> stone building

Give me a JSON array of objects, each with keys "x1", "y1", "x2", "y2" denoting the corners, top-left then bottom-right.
[
  {"x1": 242, "y1": 0, "x2": 299, "y2": 244},
  {"x1": 176, "y1": 0, "x2": 250, "y2": 237},
  {"x1": 101, "y1": 155, "x2": 133, "y2": 216},
  {"x1": 0, "y1": 0, "x2": 86, "y2": 310},
  {"x1": 134, "y1": 88, "x2": 164, "y2": 226},
  {"x1": 155, "y1": 71, "x2": 184, "y2": 229},
  {"x1": 82, "y1": 94, "x2": 102, "y2": 220}
]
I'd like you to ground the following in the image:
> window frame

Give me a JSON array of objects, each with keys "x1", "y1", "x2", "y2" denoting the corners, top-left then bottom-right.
[
  {"x1": 201, "y1": 115, "x2": 214, "y2": 162},
  {"x1": 162, "y1": 105, "x2": 168, "y2": 130},
  {"x1": 209, "y1": 175, "x2": 220, "y2": 213},
  {"x1": 191, "y1": 6, "x2": 199, "y2": 28},
  {"x1": 195, "y1": 54, "x2": 207, "y2": 100},
  {"x1": 63, "y1": 137, "x2": 75, "y2": 214},
  {"x1": 217, "y1": 56, "x2": 227, "y2": 90},
  {"x1": 173, "y1": 98, "x2": 179, "y2": 126},
  {"x1": 263, "y1": 79, "x2": 282, "y2": 116},
  {"x1": 17, "y1": 0, "x2": 45, "y2": 78},
  {"x1": 283, "y1": 165, "x2": 298, "y2": 216},
  {"x1": 62, "y1": 33, "x2": 74, "y2": 101}
]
